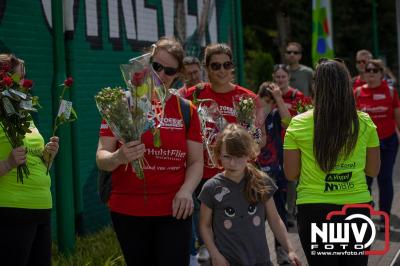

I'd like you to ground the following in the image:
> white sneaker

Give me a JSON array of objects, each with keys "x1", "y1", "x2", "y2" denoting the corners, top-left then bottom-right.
[
  {"x1": 189, "y1": 255, "x2": 198, "y2": 266},
  {"x1": 196, "y1": 245, "x2": 210, "y2": 262}
]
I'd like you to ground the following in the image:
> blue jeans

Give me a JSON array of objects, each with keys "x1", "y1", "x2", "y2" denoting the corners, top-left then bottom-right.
[{"x1": 367, "y1": 133, "x2": 399, "y2": 217}]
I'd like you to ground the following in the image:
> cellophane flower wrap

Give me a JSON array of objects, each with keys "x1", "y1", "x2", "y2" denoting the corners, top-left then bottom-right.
[
  {"x1": 197, "y1": 99, "x2": 227, "y2": 167},
  {"x1": 95, "y1": 87, "x2": 149, "y2": 179},
  {"x1": 0, "y1": 66, "x2": 38, "y2": 183},
  {"x1": 232, "y1": 94, "x2": 262, "y2": 143},
  {"x1": 295, "y1": 96, "x2": 313, "y2": 114}
]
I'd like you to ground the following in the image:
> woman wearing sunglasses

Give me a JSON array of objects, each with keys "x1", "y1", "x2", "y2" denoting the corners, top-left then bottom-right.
[
  {"x1": 183, "y1": 43, "x2": 256, "y2": 262},
  {"x1": 354, "y1": 59, "x2": 400, "y2": 231},
  {"x1": 96, "y1": 37, "x2": 203, "y2": 266}
]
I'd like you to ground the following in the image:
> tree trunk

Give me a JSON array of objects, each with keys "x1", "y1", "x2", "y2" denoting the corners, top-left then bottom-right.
[
  {"x1": 174, "y1": 0, "x2": 186, "y2": 42},
  {"x1": 275, "y1": 0, "x2": 291, "y2": 63}
]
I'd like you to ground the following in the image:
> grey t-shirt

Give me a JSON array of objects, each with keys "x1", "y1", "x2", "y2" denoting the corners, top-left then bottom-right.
[
  {"x1": 289, "y1": 64, "x2": 314, "y2": 96},
  {"x1": 199, "y1": 173, "x2": 277, "y2": 266}
]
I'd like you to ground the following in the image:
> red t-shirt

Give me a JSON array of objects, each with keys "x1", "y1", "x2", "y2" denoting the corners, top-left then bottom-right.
[
  {"x1": 282, "y1": 87, "x2": 304, "y2": 116},
  {"x1": 99, "y1": 94, "x2": 202, "y2": 216},
  {"x1": 185, "y1": 83, "x2": 256, "y2": 179},
  {"x1": 353, "y1": 76, "x2": 366, "y2": 91},
  {"x1": 355, "y1": 83, "x2": 400, "y2": 139}
]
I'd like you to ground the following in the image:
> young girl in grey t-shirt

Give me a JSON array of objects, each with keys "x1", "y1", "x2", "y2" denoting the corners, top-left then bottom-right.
[{"x1": 199, "y1": 124, "x2": 301, "y2": 266}]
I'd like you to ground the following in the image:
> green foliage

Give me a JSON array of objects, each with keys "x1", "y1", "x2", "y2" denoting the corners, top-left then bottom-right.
[
  {"x1": 242, "y1": 0, "x2": 398, "y2": 76},
  {"x1": 52, "y1": 227, "x2": 125, "y2": 266},
  {"x1": 244, "y1": 50, "x2": 274, "y2": 93}
]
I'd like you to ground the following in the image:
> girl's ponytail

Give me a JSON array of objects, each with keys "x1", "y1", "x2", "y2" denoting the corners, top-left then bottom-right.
[{"x1": 244, "y1": 163, "x2": 273, "y2": 204}]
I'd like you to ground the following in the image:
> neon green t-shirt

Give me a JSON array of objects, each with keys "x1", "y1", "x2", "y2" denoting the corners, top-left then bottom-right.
[
  {"x1": 284, "y1": 110, "x2": 379, "y2": 205},
  {"x1": 0, "y1": 121, "x2": 52, "y2": 209}
]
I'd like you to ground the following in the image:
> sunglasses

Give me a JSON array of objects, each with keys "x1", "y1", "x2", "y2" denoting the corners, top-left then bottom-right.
[
  {"x1": 357, "y1": 60, "x2": 367, "y2": 64},
  {"x1": 286, "y1": 50, "x2": 301, "y2": 55},
  {"x1": 273, "y1": 64, "x2": 288, "y2": 71},
  {"x1": 152, "y1": 61, "x2": 178, "y2": 76},
  {"x1": 209, "y1": 61, "x2": 234, "y2": 71},
  {"x1": 317, "y1": 57, "x2": 345, "y2": 64},
  {"x1": 365, "y1": 68, "x2": 381, "y2": 74}
]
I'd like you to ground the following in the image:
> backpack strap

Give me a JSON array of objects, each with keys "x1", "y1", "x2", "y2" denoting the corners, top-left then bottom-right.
[
  {"x1": 177, "y1": 96, "x2": 192, "y2": 132},
  {"x1": 291, "y1": 88, "x2": 298, "y2": 101},
  {"x1": 355, "y1": 86, "x2": 362, "y2": 100},
  {"x1": 389, "y1": 85, "x2": 394, "y2": 100}
]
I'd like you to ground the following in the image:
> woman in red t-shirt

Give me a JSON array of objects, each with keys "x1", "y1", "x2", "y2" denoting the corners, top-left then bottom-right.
[
  {"x1": 272, "y1": 64, "x2": 304, "y2": 116},
  {"x1": 184, "y1": 44, "x2": 256, "y2": 261},
  {"x1": 355, "y1": 59, "x2": 400, "y2": 229},
  {"x1": 96, "y1": 37, "x2": 203, "y2": 266}
]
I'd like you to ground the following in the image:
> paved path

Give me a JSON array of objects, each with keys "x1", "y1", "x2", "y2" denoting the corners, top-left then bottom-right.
[{"x1": 198, "y1": 151, "x2": 400, "y2": 266}]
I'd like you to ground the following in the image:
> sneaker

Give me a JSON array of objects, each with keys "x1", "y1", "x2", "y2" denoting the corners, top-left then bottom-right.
[
  {"x1": 196, "y1": 245, "x2": 210, "y2": 262},
  {"x1": 276, "y1": 246, "x2": 290, "y2": 265},
  {"x1": 287, "y1": 213, "x2": 296, "y2": 228},
  {"x1": 189, "y1": 255, "x2": 198, "y2": 266}
]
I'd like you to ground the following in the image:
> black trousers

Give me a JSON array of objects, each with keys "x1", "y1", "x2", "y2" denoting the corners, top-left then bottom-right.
[
  {"x1": 0, "y1": 207, "x2": 51, "y2": 266},
  {"x1": 297, "y1": 203, "x2": 371, "y2": 266},
  {"x1": 111, "y1": 211, "x2": 192, "y2": 266}
]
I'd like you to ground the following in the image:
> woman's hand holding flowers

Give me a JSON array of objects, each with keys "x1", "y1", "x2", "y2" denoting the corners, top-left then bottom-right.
[
  {"x1": 116, "y1": 140, "x2": 145, "y2": 165},
  {"x1": 43, "y1": 136, "x2": 59, "y2": 164},
  {"x1": 8, "y1": 147, "x2": 27, "y2": 169}
]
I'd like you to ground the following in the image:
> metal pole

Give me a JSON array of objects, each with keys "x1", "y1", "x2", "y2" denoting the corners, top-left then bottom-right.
[
  {"x1": 396, "y1": 0, "x2": 400, "y2": 85},
  {"x1": 51, "y1": 0, "x2": 75, "y2": 254},
  {"x1": 234, "y1": 0, "x2": 245, "y2": 86},
  {"x1": 371, "y1": 0, "x2": 380, "y2": 57}
]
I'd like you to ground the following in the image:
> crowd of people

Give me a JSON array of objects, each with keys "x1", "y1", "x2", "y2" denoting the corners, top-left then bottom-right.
[{"x1": 1, "y1": 36, "x2": 399, "y2": 266}]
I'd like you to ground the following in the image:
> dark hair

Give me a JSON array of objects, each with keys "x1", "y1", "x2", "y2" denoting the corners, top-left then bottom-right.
[
  {"x1": 183, "y1": 56, "x2": 200, "y2": 67},
  {"x1": 152, "y1": 37, "x2": 185, "y2": 71},
  {"x1": 258, "y1": 82, "x2": 274, "y2": 99},
  {"x1": 213, "y1": 124, "x2": 272, "y2": 204},
  {"x1": 313, "y1": 60, "x2": 359, "y2": 173},
  {"x1": 286, "y1": 42, "x2": 302, "y2": 53},
  {"x1": 204, "y1": 43, "x2": 233, "y2": 67},
  {"x1": 365, "y1": 59, "x2": 384, "y2": 72}
]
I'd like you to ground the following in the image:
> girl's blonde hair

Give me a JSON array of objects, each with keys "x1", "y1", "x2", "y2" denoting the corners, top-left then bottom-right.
[{"x1": 213, "y1": 124, "x2": 273, "y2": 204}]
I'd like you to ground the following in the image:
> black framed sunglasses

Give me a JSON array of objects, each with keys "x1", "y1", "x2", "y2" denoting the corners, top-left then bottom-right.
[
  {"x1": 286, "y1": 50, "x2": 301, "y2": 55},
  {"x1": 209, "y1": 61, "x2": 234, "y2": 71},
  {"x1": 152, "y1": 61, "x2": 178, "y2": 76},
  {"x1": 365, "y1": 68, "x2": 381, "y2": 74},
  {"x1": 356, "y1": 60, "x2": 367, "y2": 65}
]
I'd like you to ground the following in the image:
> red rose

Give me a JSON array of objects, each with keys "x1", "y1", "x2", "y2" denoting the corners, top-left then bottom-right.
[
  {"x1": 131, "y1": 70, "x2": 146, "y2": 86},
  {"x1": 3, "y1": 76, "x2": 13, "y2": 87},
  {"x1": 64, "y1": 77, "x2": 73, "y2": 87},
  {"x1": 1, "y1": 64, "x2": 11, "y2": 73},
  {"x1": 22, "y1": 79, "x2": 33, "y2": 89}
]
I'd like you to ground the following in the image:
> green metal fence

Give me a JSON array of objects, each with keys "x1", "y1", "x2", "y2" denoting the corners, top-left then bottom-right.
[{"x1": 0, "y1": 0, "x2": 244, "y2": 253}]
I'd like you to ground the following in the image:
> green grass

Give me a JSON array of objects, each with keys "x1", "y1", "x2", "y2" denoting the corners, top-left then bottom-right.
[{"x1": 52, "y1": 227, "x2": 125, "y2": 266}]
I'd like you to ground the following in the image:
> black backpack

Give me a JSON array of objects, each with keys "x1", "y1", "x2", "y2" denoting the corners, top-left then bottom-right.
[{"x1": 98, "y1": 97, "x2": 193, "y2": 204}]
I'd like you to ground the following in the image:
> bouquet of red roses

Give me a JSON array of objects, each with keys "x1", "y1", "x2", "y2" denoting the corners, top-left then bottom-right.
[
  {"x1": 295, "y1": 96, "x2": 313, "y2": 114},
  {"x1": 0, "y1": 65, "x2": 38, "y2": 183}
]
